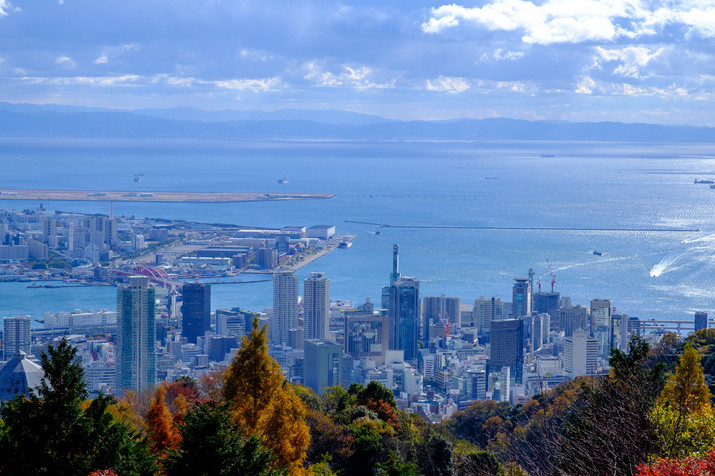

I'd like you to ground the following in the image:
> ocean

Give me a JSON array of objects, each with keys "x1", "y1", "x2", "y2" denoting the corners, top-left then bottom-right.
[{"x1": 1, "y1": 137, "x2": 714, "y2": 326}]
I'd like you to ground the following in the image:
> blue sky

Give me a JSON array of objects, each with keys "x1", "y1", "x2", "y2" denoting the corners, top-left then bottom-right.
[{"x1": 1, "y1": 0, "x2": 714, "y2": 125}]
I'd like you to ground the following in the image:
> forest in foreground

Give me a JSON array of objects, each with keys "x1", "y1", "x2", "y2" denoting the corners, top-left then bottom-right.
[{"x1": 2, "y1": 320, "x2": 715, "y2": 476}]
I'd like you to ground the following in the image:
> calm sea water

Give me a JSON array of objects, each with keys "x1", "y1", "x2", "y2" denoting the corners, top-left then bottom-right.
[{"x1": 1, "y1": 138, "x2": 714, "y2": 326}]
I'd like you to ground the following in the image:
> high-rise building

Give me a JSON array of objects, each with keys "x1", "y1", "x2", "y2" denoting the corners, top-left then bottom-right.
[
  {"x1": 388, "y1": 277, "x2": 420, "y2": 361},
  {"x1": 304, "y1": 339, "x2": 343, "y2": 394},
  {"x1": 3, "y1": 316, "x2": 31, "y2": 360},
  {"x1": 512, "y1": 278, "x2": 531, "y2": 318},
  {"x1": 41, "y1": 217, "x2": 56, "y2": 245},
  {"x1": 381, "y1": 244, "x2": 402, "y2": 309},
  {"x1": 271, "y1": 272, "x2": 298, "y2": 345},
  {"x1": 344, "y1": 309, "x2": 389, "y2": 363},
  {"x1": 466, "y1": 368, "x2": 487, "y2": 400},
  {"x1": 533, "y1": 291, "x2": 560, "y2": 328},
  {"x1": 474, "y1": 297, "x2": 503, "y2": 334},
  {"x1": 304, "y1": 272, "x2": 330, "y2": 340},
  {"x1": 181, "y1": 283, "x2": 211, "y2": 344},
  {"x1": 216, "y1": 308, "x2": 252, "y2": 337},
  {"x1": 489, "y1": 319, "x2": 524, "y2": 384},
  {"x1": 564, "y1": 329, "x2": 598, "y2": 377},
  {"x1": 422, "y1": 295, "x2": 461, "y2": 340},
  {"x1": 695, "y1": 311, "x2": 708, "y2": 332},
  {"x1": 590, "y1": 299, "x2": 612, "y2": 355},
  {"x1": 116, "y1": 276, "x2": 156, "y2": 392},
  {"x1": 559, "y1": 303, "x2": 590, "y2": 337}
]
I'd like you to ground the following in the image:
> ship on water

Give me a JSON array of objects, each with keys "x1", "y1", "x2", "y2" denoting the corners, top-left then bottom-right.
[{"x1": 277, "y1": 177, "x2": 289, "y2": 184}]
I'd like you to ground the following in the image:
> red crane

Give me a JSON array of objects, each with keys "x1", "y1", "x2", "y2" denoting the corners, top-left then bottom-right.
[{"x1": 546, "y1": 259, "x2": 556, "y2": 293}]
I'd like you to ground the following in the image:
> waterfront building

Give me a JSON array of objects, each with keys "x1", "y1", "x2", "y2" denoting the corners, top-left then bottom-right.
[
  {"x1": 304, "y1": 272, "x2": 330, "y2": 340},
  {"x1": 271, "y1": 272, "x2": 298, "y2": 345},
  {"x1": 304, "y1": 338, "x2": 343, "y2": 394},
  {"x1": 512, "y1": 278, "x2": 531, "y2": 318},
  {"x1": 474, "y1": 297, "x2": 503, "y2": 334},
  {"x1": 695, "y1": 311, "x2": 708, "y2": 332},
  {"x1": 423, "y1": 295, "x2": 461, "y2": 340},
  {"x1": 388, "y1": 277, "x2": 420, "y2": 361},
  {"x1": 489, "y1": 319, "x2": 524, "y2": 384},
  {"x1": 3, "y1": 315, "x2": 31, "y2": 360},
  {"x1": 181, "y1": 283, "x2": 211, "y2": 344},
  {"x1": 564, "y1": 329, "x2": 598, "y2": 377},
  {"x1": 381, "y1": 244, "x2": 402, "y2": 309},
  {"x1": 116, "y1": 276, "x2": 156, "y2": 392}
]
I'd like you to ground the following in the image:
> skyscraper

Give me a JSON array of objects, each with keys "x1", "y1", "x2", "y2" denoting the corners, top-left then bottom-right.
[
  {"x1": 489, "y1": 318, "x2": 524, "y2": 384},
  {"x1": 590, "y1": 298, "x2": 612, "y2": 355},
  {"x1": 344, "y1": 308, "x2": 389, "y2": 363},
  {"x1": 474, "y1": 297, "x2": 503, "y2": 334},
  {"x1": 181, "y1": 283, "x2": 211, "y2": 344},
  {"x1": 388, "y1": 277, "x2": 420, "y2": 361},
  {"x1": 3, "y1": 315, "x2": 31, "y2": 360},
  {"x1": 116, "y1": 276, "x2": 156, "y2": 392},
  {"x1": 304, "y1": 272, "x2": 330, "y2": 340},
  {"x1": 512, "y1": 278, "x2": 531, "y2": 318},
  {"x1": 272, "y1": 272, "x2": 298, "y2": 345},
  {"x1": 381, "y1": 244, "x2": 401, "y2": 309},
  {"x1": 422, "y1": 295, "x2": 461, "y2": 340},
  {"x1": 564, "y1": 329, "x2": 598, "y2": 377}
]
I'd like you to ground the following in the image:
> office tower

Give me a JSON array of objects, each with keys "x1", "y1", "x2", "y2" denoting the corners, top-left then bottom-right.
[
  {"x1": 388, "y1": 277, "x2": 420, "y2": 361},
  {"x1": 216, "y1": 308, "x2": 250, "y2": 337},
  {"x1": 116, "y1": 276, "x2": 156, "y2": 392},
  {"x1": 422, "y1": 295, "x2": 461, "y2": 340},
  {"x1": 590, "y1": 299, "x2": 612, "y2": 355},
  {"x1": 695, "y1": 312, "x2": 708, "y2": 332},
  {"x1": 344, "y1": 309, "x2": 389, "y2": 363},
  {"x1": 611, "y1": 313, "x2": 631, "y2": 351},
  {"x1": 304, "y1": 272, "x2": 330, "y2": 340},
  {"x1": 3, "y1": 316, "x2": 31, "y2": 360},
  {"x1": 272, "y1": 272, "x2": 298, "y2": 345},
  {"x1": 559, "y1": 304, "x2": 590, "y2": 337},
  {"x1": 181, "y1": 283, "x2": 211, "y2": 344},
  {"x1": 474, "y1": 297, "x2": 503, "y2": 334},
  {"x1": 533, "y1": 291, "x2": 560, "y2": 329},
  {"x1": 512, "y1": 278, "x2": 531, "y2": 318},
  {"x1": 304, "y1": 339, "x2": 343, "y2": 394},
  {"x1": 531, "y1": 313, "x2": 549, "y2": 352},
  {"x1": 381, "y1": 244, "x2": 402, "y2": 309},
  {"x1": 206, "y1": 335, "x2": 239, "y2": 362},
  {"x1": 489, "y1": 319, "x2": 524, "y2": 384},
  {"x1": 466, "y1": 369, "x2": 487, "y2": 400},
  {"x1": 564, "y1": 329, "x2": 598, "y2": 377}
]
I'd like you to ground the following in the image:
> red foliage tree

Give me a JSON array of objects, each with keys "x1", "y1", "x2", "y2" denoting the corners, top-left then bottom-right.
[{"x1": 637, "y1": 447, "x2": 715, "y2": 476}]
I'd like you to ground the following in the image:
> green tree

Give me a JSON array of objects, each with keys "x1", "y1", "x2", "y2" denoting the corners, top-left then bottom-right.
[
  {"x1": 0, "y1": 339, "x2": 155, "y2": 475},
  {"x1": 223, "y1": 317, "x2": 310, "y2": 475},
  {"x1": 166, "y1": 402, "x2": 282, "y2": 476}
]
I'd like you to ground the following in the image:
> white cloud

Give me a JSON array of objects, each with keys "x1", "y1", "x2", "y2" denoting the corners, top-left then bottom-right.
[
  {"x1": 574, "y1": 75, "x2": 703, "y2": 99},
  {"x1": 425, "y1": 76, "x2": 470, "y2": 93},
  {"x1": 94, "y1": 55, "x2": 108, "y2": 65},
  {"x1": 239, "y1": 48, "x2": 274, "y2": 62},
  {"x1": 575, "y1": 75, "x2": 597, "y2": 94},
  {"x1": 496, "y1": 80, "x2": 527, "y2": 92},
  {"x1": 595, "y1": 46, "x2": 665, "y2": 78},
  {"x1": 94, "y1": 43, "x2": 140, "y2": 65},
  {"x1": 21, "y1": 75, "x2": 142, "y2": 86},
  {"x1": 0, "y1": 0, "x2": 19, "y2": 16},
  {"x1": 304, "y1": 62, "x2": 394, "y2": 91},
  {"x1": 212, "y1": 77, "x2": 283, "y2": 92},
  {"x1": 56, "y1": 56, "x2": 77, "y2": 68},
  {"x1": 423, "y1": 0, "x2": 715, "y2": 45}
]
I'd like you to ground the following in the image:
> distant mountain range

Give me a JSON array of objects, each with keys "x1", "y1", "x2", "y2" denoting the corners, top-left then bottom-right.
[{"x1": 0, "y1": 102, "x2": 713, "y2": 142}]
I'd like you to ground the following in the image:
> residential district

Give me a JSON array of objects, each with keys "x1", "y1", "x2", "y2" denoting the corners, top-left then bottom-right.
[{"x1": 0, "y1": 208, "x2": 707, "y2": 424}]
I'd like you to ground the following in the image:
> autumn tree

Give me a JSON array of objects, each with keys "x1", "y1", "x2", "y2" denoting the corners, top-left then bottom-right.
[
  {"x1": 223, "y1": 317, "x2": 310, "y2": 474},
  {"x1": 652, "y1": 343, "x2": 715, "y2": 458},
  {"x1": 146, "y1": 383, "x2": 182, "y2": 458}
]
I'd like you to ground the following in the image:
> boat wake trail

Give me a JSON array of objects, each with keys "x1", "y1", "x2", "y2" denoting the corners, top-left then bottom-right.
[{"x1": 650, "y1": 251, "x2": 689, "y2": 277}]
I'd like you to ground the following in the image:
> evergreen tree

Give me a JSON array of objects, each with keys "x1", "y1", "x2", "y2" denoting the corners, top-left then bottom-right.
[
  {"x1": 166, "y1": 401, "x2": 283, "y2": 476},
  {"x1": 0, "y1": 339, "x2": 155, "y2": 475},
  {"x1": 223, "y1": 317, "x2": 311, "y2": 474}
]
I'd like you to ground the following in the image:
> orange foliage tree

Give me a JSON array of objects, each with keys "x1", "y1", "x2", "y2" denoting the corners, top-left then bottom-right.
[
  {"x1": 223, "y1": 317, "x2": 311, "y2": 474},
  {"x1": 146, "y1": 384, "x2": 182, "y2": 457}
]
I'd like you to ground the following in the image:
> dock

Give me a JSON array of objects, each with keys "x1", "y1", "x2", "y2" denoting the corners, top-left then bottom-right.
[{"x1": 0, "y1": 189, "x2": 334, "y2": 203}]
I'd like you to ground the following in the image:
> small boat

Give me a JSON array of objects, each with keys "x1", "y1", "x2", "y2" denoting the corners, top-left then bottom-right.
[
  {"x1": 277, "y1": 177, "x2": 289, "y2": 184},
  {"x1": 134, "y1": 173, "x2": 144, "y2": 182},
  {"x1": 338, "y1": 241, "x2": 352, "y2": 248},
  {"x1": 540, "y1": 154, "x2": 556, "y2": 158},
  {"x1": 695, "y1": 179, "x2": 715, "y2": 184},
  {"x1": 375, "y1": 229, "x2": 381, "y2": 235},
  {"x1": 593, "y1": 250, "x2": 603, "y2": 256}
]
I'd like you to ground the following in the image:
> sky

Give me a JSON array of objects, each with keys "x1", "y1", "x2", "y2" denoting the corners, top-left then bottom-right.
[{"x1": 1, "y1": 0, "x2": 714, "y2": 125}]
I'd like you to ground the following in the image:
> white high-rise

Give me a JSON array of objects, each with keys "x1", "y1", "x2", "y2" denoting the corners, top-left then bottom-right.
[
  {"x1": 564, "y1": 328, "x2": 598, "y2": 377},
  {"x1": 272, "y1": 272, "x2": 298, "y2": 345},
  {"x1": 116, "y1": 276, "x2": 156, "y2": 392},
  {"x1": 3, "y1": 316, "x2": 31, "y2": 360},
  {"x1": 304, "y1": 272, "x2": 330, "y2": 340}
]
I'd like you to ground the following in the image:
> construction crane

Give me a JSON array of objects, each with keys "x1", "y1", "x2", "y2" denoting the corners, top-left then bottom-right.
[{"x1": 545, "y1": 259, "x2": 556, "y2": 293}]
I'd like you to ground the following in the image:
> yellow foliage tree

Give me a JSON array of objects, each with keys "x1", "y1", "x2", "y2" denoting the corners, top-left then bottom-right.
[
  {"x1": 223, "y1": 317, "x2": 311, "y2": 474},
  {"x1": 653, "y1": 343, "x2": 715, "y2": 458},
  {"x1": 146, "y1": 383, "x2": 182, "y2": 458}
]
